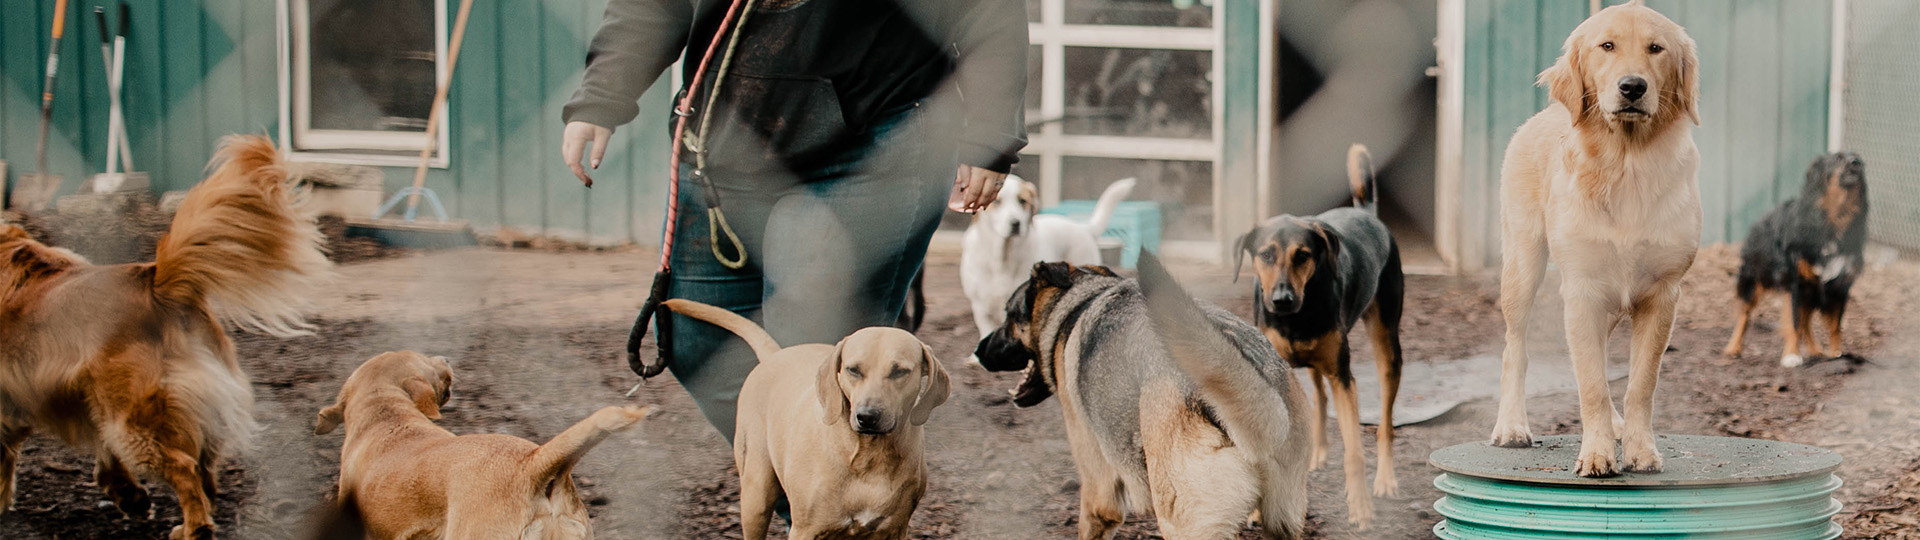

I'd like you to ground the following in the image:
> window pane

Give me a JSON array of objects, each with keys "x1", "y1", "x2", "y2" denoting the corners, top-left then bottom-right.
[
  {"x1": 1062, "y1": 47, "x2": 1211, "y2": 139},
  {"x1": 1026, "y1": 46, "x2": 1044, "y2": 113},
  {"x1": 1062, "y1": 157, "x2": 1212, "y2": 240},
  {"x1": 1066, "y1": 0, "x2": 1212, "y2": 28},
  {"x1": 308, "y1": 0, "x2": 436, "y2": 132}
]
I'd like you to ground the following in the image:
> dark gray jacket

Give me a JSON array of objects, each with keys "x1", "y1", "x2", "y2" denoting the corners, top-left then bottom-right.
[{"x1": 563, "y1": 0, "x2": 1029, "y2": 173}]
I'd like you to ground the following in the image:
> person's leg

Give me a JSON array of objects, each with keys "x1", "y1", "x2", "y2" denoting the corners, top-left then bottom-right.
[
  {"x1": 759, "y1": 109, "x2": 953, "y2": 348},
  {"x1": 661, "y1": 163, "x2": 790, "y2": 443}
]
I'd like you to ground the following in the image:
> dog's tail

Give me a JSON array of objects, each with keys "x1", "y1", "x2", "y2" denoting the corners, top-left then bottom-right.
[
  {"x1": 1135, "y1": 252, "x2": 1304, "y2": 536},
  {"x1": 1347, "y1": 143, "x2": 1377, "y2": 213},
  {"x1": 524, "y1": 405, "x2": 652, "y2": 499},
  {"x1": 1084, "y1": 177, "x2": 1137, "y2": 237},
  {"x1": 661, "y1": 299, "x2": 781, "y2": 359},
  {"x1": 153, "y1": 135, "x2": 331, "y2": 336}
]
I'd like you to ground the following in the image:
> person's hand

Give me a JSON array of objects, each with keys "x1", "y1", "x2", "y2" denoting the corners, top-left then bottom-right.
[
  {"x1": 950, "y1": 164, "x2": 1008, "y2": 213},
  {"x1": 561, "y1": 121, "x2": 614, "y2": 187}
]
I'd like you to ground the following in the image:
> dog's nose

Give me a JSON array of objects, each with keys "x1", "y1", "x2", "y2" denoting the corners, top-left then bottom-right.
[
  {"x1": 855, "y1": 410, "x2": 885, "y2": 430},
  {"x1": 1009, "y1": 221, "x2": 1023, "y2": 235},
  {"x1": 1618, "y1": 76, "x2": 1648, "y2": 102},
  {"x1": 1269, "y1": 289, "x2": 1296, "y2": 307}
]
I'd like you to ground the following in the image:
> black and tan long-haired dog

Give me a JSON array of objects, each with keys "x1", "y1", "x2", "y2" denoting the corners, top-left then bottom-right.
[
  {"x1": 1231, "y1": 143, "x2": 1402, "y2": 529},
  {"x1": 1723, "y1": 152, "x2": 1868, "y2": 368},
  {"x1": 0, "y1": 135, "x2": 330, "y2": 539},
  {"x1": 974, "y1": 256, "x2": 1310, "y2": 539}
]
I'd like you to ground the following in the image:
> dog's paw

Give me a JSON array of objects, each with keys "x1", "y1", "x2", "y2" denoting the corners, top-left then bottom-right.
[
  {"x1": 964, "y1": 354, "x2": 984, "y2": 368},
  {"x1": 1372, "y1": 471, "x2": 1400, "y2": 499},
  {"x1": 1780, "y1": 354, "x2": 1806, "y2": 368},
  {"x1": 1574, "y1": 446, "x2": 1620, "y2": 478},
  {"x1": 1621, "y1": 441, "x2": 1663, "y2": 474},
  {"x1": 1488, "y1": 422, "x2": 1534, "y2": 448},
  {"x1": 1346, "y1": 490, "x2": 1375, "y2": 530},
  {"x1": 170, "y1": 524, "x2": 214, "y2": 540},
  {"x1": 107, "y1": 484, "x2": 151, "y2": 519}
]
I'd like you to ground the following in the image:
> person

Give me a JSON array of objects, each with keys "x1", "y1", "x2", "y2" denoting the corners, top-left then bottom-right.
[{"x1": 560, "y1": 0, "x2": 1028, "y2": 441}]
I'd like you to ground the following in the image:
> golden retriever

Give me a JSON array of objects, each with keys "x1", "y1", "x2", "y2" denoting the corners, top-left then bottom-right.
[
  {"x1": 662, "y1": 299, "x2": 950, "y2": 540},
  {"x1": 1489, "y1": 0, "x2": 1701, "y2": 478},
  {"x1": 0, "y1": 135, "x2": 331, "y2": 538},
  {"x1": 314, "y1": 351, "x2": 652, "y2": 540}
]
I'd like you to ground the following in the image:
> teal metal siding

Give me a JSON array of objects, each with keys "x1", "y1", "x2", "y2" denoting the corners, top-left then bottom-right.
[
  {"x1": 0, "y1": 0, "x2": 674, "y2": 246},
  {"x1": 1458, "y1": 0, "x2": 1832, "y2": 269}
]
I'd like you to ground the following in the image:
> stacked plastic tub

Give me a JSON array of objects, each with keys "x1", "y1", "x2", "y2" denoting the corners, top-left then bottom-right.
[{"x1": 1429, "y1": 434, "x2": 1843, "y2": 539}]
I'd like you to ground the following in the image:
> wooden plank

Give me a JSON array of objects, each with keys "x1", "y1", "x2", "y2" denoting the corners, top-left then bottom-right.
[
  {"x1": 1685, "y1": 0, "x2": 1734, "y2": 243},
  {"x1": 629, "y1": 78, "x2": 674, "y2": 248},
  {"x1": 49, "y1": 0, "x2": 92, "y2": 187},
  {"x1": 202, "y1": 0, "x2": 246, "y2": 147},
  {"x1": 1775, "y1": 0, "x2": 1829, "y2": 206},
  {"x1": 1484, "y1": 0, "x2": 1539, "y2": 264},
  {"x1": 241, "y1": 0, "x2": 280, "y2": 134},
  {"x1": 160, "y1": 0, "x2": 209, "y2": 192},
  {"x1": 497, "y1": 0, "x2": 546, "y2": 234},
  {"x1": 1, "y1": 0, "x2": 32, "y2": 166},
  {"x1": 542, "y1": 1, "x2": 588, "y2": 241},
  {"x1": 1536, "y1": 0, "x2": 1585, "y2": 111},
  {"x1": 454, "y1": 0, "x2": 504, "y2": 229},
  {"x1": 1726, "y1": 0, "x2": 1782, "y2": 240},
  {"x1": 123, "y1": 0, "x2": 166, "y2": 184},
  {"x1": 1459, "y1": 0, "x2": 1494, "y2": 269}
]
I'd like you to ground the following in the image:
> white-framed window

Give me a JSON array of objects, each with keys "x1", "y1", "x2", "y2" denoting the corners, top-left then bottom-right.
[
  {"x1": 1024, "y1": 0, "x2": 1221, "y2": 249},
  {"x1": 279, "y1": 0, "x2": 449, "y2": 167}
]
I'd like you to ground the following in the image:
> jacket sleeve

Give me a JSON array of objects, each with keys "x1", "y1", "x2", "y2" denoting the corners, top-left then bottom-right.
[
  {"x1": 562, "y1": 0, "x2": 694, "y2": 128},
  {"x1": 948, "y1": 0, "x2": 1030, "y2": 173}
]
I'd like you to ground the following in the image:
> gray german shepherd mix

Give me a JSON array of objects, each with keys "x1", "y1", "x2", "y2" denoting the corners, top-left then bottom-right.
[{"x1": 973, "y1": 254, "x2": 1311, "y2": 539}]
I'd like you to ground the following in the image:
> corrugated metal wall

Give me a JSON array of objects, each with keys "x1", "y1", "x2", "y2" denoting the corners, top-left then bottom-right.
[
  {"x1": 1456, "y1": 0, "x2": 1833, "y2": 270},
  {"x1": 0, "y1": 0, "x2": 674, "y2": 246}
]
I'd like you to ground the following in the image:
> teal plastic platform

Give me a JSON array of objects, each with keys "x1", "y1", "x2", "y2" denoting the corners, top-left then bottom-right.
[
  {"x1": 1040, "y1": 200, "x2": 1161, "y2": 268},
  {"x1": 1429, "y1": 434, "x2": 1843, "y2": 539}
]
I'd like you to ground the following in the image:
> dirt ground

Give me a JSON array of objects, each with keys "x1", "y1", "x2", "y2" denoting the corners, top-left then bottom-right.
[{"x1": 3, "y1": 208, "x2": 1919, "y2": 539}]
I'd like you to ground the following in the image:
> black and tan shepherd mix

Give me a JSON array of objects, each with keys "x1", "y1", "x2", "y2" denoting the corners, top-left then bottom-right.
[
  {"x1": 0, "y1": 135, "x2": 331, "y2": 539},
  {"x1": 1231, "y1": 143, "x2": 1402, "y2": 529},
  {"x1": 1723, "y1": 152, "x2": 1868, "y2": 368}
]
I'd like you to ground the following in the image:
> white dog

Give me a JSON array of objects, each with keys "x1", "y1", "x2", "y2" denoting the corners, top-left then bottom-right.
[
  {"x1": 1490, "y1": 0, "x2": 1700, "y2": 478},
  {"x1": 961, "y1": 176, "x2": 1135, "y2": 341}
]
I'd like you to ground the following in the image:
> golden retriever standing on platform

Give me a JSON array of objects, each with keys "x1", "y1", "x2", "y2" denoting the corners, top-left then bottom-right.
[
  {"x1": 1488, "y1": 0, "x2": 1701, "y2": 478},
  {"x1": 0, "y1": 135, "x2": 330, "y2": 538}
]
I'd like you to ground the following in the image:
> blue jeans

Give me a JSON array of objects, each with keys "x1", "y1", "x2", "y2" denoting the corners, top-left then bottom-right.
[{"x1": 661, "y1": 103, "x2": 952, "y2": 442}]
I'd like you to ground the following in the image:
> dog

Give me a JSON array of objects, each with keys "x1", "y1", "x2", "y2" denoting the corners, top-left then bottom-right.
[
  {"x1": 662, "y1": 299, "x2": 951, "y2": 540},
  {"x1": 1489, "y1": 0, "x2": 1702, "y2": 479},
  {"x1": 962, "y1": 175, "x2": 1135, "y2": 341},
  {"x1": 1724, "y1": 152, "x2": 1868, "y2": 367},
  {"x1": 0, "y1": 135, "x2": 330, "y2": 539},
  {"x1": 973, "y1": 255, "x2": 1310, "y2": 539},
  {"x1": 314, "y1": 351, "x2": 652, "y2": 540},
  {"x1": 1231, "y1": 143, "x2": 1402, "y2": 527}
]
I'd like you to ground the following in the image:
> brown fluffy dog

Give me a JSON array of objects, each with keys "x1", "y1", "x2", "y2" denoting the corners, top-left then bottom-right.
[
  {"x1": 0, "y1": 135, "x2": 331, "y2": 539},
  {"x1": 315, "y1": 351, "x2": 652, "y2": 540}
]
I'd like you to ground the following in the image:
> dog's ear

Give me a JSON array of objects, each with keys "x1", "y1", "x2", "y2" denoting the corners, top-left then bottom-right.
[
  {"x1": 1540, "y1": 42, "x2": 1589, "y2": 121},
  {"x1": 401, "y1": 379, "x2": 443, "y2": 420},
  {"x1": 1031, "y1": 262, "x2": 1076, "y2": 289},
  {"x1": 314, "y1": 403, "x2": 344, "y2": 435},
  {"x1": 1083, "y1": 265, "x2": 1118, "y2": 278},
  {"x1": 817, "y1": 339, "x2": 850, "y2": 426},
  {"x1": 1669, "y1": 32, "x2": 1700, "y2": 126},
  {"x1": 1230, "y1": 230, "x2": 1254, "y2": 283},
  {"x1": 1311, "y1": 222, "x2": 1342, "y2": 261},
  {"x1": 910, "y1": 343, "x2": 951, "y2": 426}
]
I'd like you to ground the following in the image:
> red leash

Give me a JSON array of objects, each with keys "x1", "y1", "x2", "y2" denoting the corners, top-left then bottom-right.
[{"x1": 627, "y1": 0, "x2": 756, "y2": 378}]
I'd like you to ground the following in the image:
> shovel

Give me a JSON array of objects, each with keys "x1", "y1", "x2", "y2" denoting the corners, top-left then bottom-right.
[{"x1": 14, "y1": 0, "x2": 72, "y2": 212}]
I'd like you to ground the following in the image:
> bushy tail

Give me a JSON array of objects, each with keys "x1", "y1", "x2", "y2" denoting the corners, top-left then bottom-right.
[
  {"x1": 1135, "y1": 252, "x2": 1306, "y2": 537},
  {"x1": 1084, "y1": 178, "x2": 1137, "y2": 236},
  {"x1": 153, "y1": 135, "x2": 330, "y2": 336},
  {"x1": 661, "y1": 299, "x2": 782, "y2": 359},
  {"x1": 1347, "y1": 144, "x2": 1377, "y2": 213}
]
